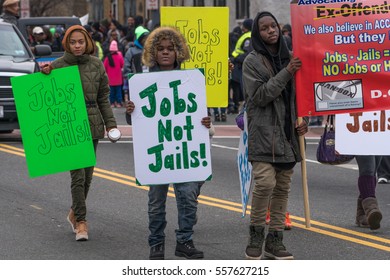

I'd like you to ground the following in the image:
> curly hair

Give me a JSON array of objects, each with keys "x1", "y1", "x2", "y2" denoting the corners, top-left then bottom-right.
[{"x1": 142, "y1": 26, "x2": 191, "y2": 68}]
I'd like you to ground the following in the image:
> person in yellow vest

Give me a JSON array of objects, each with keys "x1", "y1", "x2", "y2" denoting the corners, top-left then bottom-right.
[{"x1": 229, "y1": 18, "x2": 253, "y2": 115}]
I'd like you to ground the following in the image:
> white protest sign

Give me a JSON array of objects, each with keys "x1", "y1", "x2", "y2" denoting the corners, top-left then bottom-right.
[
  {"x1": 129, "y1": 69, "x2": 212, "y2": 185},
  {"x1": 336, "y1": 110, "x2": 390, "y2": 155},
  {"x1": 237, "y1": 111, "x2": 252, "y2": 217}
]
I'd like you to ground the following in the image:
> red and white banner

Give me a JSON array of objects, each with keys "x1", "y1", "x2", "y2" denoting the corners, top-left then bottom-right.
[{"x1": 291, "y1": 0, "x2": 390, "y2": 117}]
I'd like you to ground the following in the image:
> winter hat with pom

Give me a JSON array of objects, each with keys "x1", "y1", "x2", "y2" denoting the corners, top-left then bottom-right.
[{"x1": 109, "y1": 40, "x2": 118, "y2": 52}]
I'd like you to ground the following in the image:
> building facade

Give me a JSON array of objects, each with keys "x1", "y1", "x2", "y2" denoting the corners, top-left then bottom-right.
[{"x1": 87, "y1": 0, "x2": 292, "y2": 30}]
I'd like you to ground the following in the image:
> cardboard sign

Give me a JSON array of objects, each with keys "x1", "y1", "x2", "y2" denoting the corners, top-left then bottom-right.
[
  {"x1": 129, "y1": 69, "x2": 212, "y2": 185},
  {"x1": 161, "y1": 7, "x2": 229, "y2": 108},
  {"x1": 11, "y1": 66, "x2": 96, "y2": 177}
]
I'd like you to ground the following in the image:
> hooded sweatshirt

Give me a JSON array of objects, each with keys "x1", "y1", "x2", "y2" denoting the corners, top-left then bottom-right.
[{"x1": 242, "y1": 11, "x2": 303, "y2": 165}]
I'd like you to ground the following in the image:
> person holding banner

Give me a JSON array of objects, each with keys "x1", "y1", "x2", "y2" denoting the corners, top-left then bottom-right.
[
  {"x1": 126, "y1": 26, "x2": 211, "y2": 260},
  {"x1": 42, "y1": 25, "x2": 119, "y2": 242},
  {"x1": 242, "y1": 11, "x2": 308, "y2": 260},
  {"x1": 355, "y1": 155, "x2": 383, "y2": 230}
]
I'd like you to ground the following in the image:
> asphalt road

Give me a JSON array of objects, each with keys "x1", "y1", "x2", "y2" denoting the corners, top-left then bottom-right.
[{"x1": 1, "y1": 107, "x2": 390, "y2": 261}]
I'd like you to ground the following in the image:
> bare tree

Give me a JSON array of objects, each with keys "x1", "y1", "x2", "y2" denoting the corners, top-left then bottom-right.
[{"x1": 29, "y1": 0, "x2": 79, "y2": 17}]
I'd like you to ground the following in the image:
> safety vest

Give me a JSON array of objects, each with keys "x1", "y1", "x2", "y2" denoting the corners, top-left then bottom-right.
[{"x1": 232, "y1": 31, "x2": 251, "y2": 58}]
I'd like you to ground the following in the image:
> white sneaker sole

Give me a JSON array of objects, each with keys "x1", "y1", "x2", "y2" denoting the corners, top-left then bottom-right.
[
  {"x1": 264, "y1": 251, "x2": 294, "y2": 260},
  {"x1": 245, "y1": 253, "x2": 262, "y2": 260},
  {"x1": 76, "y1": 234, "x2": 88, "y2": 241}
]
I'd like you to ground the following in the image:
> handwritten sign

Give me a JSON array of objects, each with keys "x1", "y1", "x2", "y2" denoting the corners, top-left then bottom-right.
[
  {"x1": 161, "y1": 7, "x2": 229, "y2": 108},
  {"x1": 11, "y1": 66, "x2": 96, "y2": 177},
  {"x1": 129, "y1": 69, "x2": 212, "y2": 185},
  {"x1": 291, "y1": 0, "x2": 390, "y2": 116},
  {"x1": 237, "y1": 111, "x2": 252, "y2": 217},
  {"x1": 336, "y1": 110, "x2": 390, "y2": 155}
]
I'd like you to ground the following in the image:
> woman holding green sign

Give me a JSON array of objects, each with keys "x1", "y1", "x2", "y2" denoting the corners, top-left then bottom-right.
[
  {"x1": 42, "y1": 25, "x2": 119, "y2": 242},
  {"x1": 126, "y1": 26, "x2": 211, "y2": 260}
]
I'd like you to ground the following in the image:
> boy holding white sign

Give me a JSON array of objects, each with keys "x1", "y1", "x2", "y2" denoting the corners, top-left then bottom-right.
[{"x1": 126, "y1": 26, "x2": 211, "y2": 260}]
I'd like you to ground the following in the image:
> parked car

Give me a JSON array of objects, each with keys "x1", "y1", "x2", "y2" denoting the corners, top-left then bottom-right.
[
  {"x1": 17, "y1": 17, "x2": 81, "y2": 68},
  {"x1": 0, "y1": 20, "x2": 51, "y2": 133}
]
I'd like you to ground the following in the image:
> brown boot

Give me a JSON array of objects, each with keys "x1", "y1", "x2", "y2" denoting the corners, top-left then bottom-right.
[
  {"x1": 66, "y1": 208, "x2": 76, "y2": 233},
  {"x1": 362, "y1": 197, "x2": 382, "y2": 230},
  {"x1": 355, "y1": 198, "x2": 369, "y2": 228},
  {"x1": 75, "y1": 221, "x2": 88, "y2": 241}
]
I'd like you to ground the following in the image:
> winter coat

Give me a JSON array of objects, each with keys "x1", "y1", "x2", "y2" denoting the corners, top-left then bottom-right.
[
  {"x1": 51, "y1": 52, "x2": 117, "y2": 139},
  {"x1": 123, "y1": 45, "x2": 143, "y2": 77},
  {"x1": 242, "y1": 12, "x2": 307, "y2": 164},
  {"x1": 0, "y1": 11, "x2": 19, "y2": 26},
  {"x1": 103, "y1": 52, "x2": 124, "y2": 86}
]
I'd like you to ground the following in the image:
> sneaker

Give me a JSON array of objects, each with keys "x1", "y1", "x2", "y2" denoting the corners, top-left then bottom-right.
[
  {"x1": 149, "y1": 243, "x2": 165, "y2": 260},
  {"x1": 284, "y1": 212, "x2": 292, "y2": 230},
  {"x1": 214, "y1": 114, "x2": 221, "y2": 122},
  {"x1": 264, "y1": 231, "x2": 293, "y2": 260},
  {"x1": 378, "y1": 177, "x2": 388, "y2": 184},
  {"x1": 175, "y1": 240, "x2": 204, "y2": 259},
  {"x1": 221, "y1": 113, "x2": 227, "y2": 122},
  {"x1": 75, "y1": 221, "x2": 88, "y2": 241},
  {"x1": 245, "y1": 225, "x2": 265, "y2": 260},
  {"x1": 66, "y1": 208, "x2": 76, "y2": 233}
]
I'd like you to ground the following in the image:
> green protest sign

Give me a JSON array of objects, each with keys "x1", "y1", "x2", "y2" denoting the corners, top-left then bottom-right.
[{"x1": 11, "y1": 66, "x2": 96, "y2": 178}]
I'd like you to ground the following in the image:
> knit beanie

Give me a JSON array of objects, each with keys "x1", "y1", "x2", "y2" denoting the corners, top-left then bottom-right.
[
  {"x1": 109, "y1": 40, "x2": 118, "y2": 52},
  {"x1": 242, "y1": 18, "x2": 253, "y2": 31}
]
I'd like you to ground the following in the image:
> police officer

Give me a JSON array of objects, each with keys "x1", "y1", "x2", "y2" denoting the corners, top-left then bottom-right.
[{"x1": 229, "y1": 18, "x2": 253, "y2": 114}]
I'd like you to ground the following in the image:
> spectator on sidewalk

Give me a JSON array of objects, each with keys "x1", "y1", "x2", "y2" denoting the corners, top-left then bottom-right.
[
  {"x1": 377, "y1": 156, "x2": 390, "y2": 184},
  {"x1": 229, "y1": 18, "x2": 253, "y2": 115},
  {"x1": 104, "y1": 40, "x2": 124, "y2": 108},
  {"x1": 0, "y1": 0, "x2": 19, "y2": 26}
]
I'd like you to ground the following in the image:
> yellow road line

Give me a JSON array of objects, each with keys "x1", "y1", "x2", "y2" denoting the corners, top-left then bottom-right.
[
  {"x1": 0, "y1": 143, "x2": 25, "y2": 152},
  {"x1": 293, "y1": 222, "x2": 390, "y2": 252},
  {"x1": 2, "y1": 144, "x2": 390, "y2": 251},
  {"x1": 0, "y1": 147, "x2": 25, "y2": 157}
]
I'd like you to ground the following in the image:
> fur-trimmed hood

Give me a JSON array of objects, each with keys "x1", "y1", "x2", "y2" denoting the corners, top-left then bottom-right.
[{"x1": 142, "y1": 26, "x2": 190, "y2": 68}]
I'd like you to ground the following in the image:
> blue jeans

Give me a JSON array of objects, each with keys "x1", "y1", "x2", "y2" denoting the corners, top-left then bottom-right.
[
  {"x1": 148, "y1": 182, "x2": 200, "y2": 247},
  {"x1": 109, "y1": 85, "x2": 122, "y2": 104}
]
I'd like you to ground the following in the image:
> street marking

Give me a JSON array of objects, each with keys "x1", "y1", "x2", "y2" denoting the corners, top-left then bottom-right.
[{"x1": 0, "y1": 143, "x2": 389, "y2": 252}]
